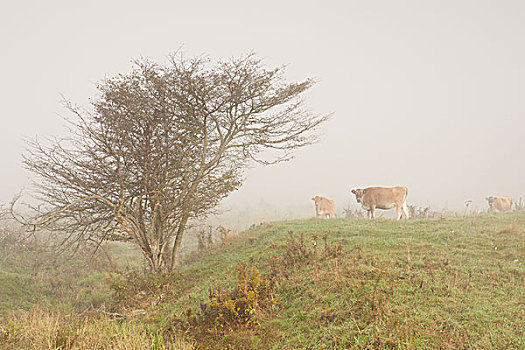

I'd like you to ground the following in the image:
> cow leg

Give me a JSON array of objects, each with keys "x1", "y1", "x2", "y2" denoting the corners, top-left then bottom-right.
[
  {"x1": 395, "y1": 205, "x2": 402, "y2": 221},
  {"x1": 367, "y1": 210, "x2": 372, "y2": 219},
  {"x1": 402, "y1": 202, "x2": 409, "y2": 220},
  {"x1": 370, "y1": 206, "x2": 376, "y2": 219}
]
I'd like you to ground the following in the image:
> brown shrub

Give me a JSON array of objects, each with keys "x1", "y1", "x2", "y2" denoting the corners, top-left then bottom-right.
[
  {"x1": 276, "y1": 231, "x2": 347, "y2": 273},
  {"x1": 343, "y1": 207, "x2": 365, "y2": 219},
  {"x1": 109, "y1": 270, "x2": 188, "y2": 314},
  {"x1": 196, "y1": 226, "x2": 214, "y2": 250}
]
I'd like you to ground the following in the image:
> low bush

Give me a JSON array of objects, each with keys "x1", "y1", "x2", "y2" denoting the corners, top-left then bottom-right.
[
  {"x1": 109, "y1": 270, "x2": 190, "y2": 314},
  {"x1": 193, "y1": 264, "x2": 277, "y2": 337},
  {"x1": 158, "y1": 264, "x2": 280, "y2": 349}
]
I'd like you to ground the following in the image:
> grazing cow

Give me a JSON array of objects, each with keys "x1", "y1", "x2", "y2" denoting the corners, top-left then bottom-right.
[
  {"x1": 312, "y1": 196, "x2": 336, "y2": 219},
  {"x1": 351, "y1": 186, "x2": 409, "y2": 220},
  {"x1": 485, "y1": 196, "x2": 512, "y2": 213}
]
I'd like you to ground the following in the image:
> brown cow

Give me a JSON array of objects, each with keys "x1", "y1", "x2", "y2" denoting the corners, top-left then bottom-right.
[
  {"x1": 312, "y1": 196, "x2": 336, "y2": 219},
  {"x1": 351, "y1": 186, "x2": 409, "y2": 220},
  {"x1": 485, "y1": 196, "x2": 512, "y2": 213}
]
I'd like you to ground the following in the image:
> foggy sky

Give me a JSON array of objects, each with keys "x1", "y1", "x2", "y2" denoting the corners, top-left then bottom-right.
[{"x1": 1, "y1": 0, "x2": 524, "y2": 219}]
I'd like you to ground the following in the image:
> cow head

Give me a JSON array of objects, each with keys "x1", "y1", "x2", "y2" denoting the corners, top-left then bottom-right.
[
  {"x1": 351, "y1": 189, "x2": 365, "y2": 203},
  {"x1": 485, "y1": 197, "x2": 497, "y2": 211}
]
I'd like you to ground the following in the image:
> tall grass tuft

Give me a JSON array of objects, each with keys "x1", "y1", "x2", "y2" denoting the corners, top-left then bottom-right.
[{"x1": 1, "y1": 308, "x2": 194, "y2": 349}]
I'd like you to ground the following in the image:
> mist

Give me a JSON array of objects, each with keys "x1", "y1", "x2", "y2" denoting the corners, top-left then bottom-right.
[{"x1": 1, "y1": 0, "x2": 524, "y2": 227}]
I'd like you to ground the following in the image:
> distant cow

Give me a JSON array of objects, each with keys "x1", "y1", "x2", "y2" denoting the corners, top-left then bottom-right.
[
  {"x1": 312, "y1": 196, "x2": 336, "y2": 219},
  {"x1": 351, "y1": 186, "x2": 409, "y2": 220},
  {"x1": 485, "y1": 196, "x2": 512, "y2": 213}
]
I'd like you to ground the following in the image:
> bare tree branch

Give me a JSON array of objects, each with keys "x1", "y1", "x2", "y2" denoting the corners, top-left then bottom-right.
[{"x1": 21, "y1": 53, "x2": 330, "y2": 273}]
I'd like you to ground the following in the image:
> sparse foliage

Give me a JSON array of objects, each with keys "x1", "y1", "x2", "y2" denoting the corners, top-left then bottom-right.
[
  {"x1": 20, "y1": 53, "x2": 329, "y2": 272},
  {"x1": 196, "y1": 226, "x2": 214, "y2": 250},
  {"x1": 342, "y1": 206, "x2": 365, "y2": 219},
  {"x1": 276, "y1": 231, "x2": 348, "y2": 273},
  {"x1": 217, "y1": 225, "x2": 235, "y2": 245},
  {"x1": 407, "y1": 205, "x2": 432, "y2": 219},
  {"x1": 464, "y1": 199, "x2": 472, "y2": 216},
  {"x1": 195, "y1": 225, "x2": 235, "y2": 251},
  {"x1": 514, "y1": 197, "x2": 524, "y2": 212}
]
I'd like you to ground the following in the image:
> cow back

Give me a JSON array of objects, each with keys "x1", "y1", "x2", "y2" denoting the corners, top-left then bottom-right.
[
  {"x1": 362, "y1": 187, "x2": 408, "y2": 209},
  {"x1": 487, "y1": 196, "x2": 512, "y2": 212},
  {"x1": 314, "y1": 196, "x2": 335, "y2": 215}
]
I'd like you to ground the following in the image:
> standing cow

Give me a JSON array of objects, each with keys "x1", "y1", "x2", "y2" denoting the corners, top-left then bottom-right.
[
  {"x1": 485, "y1": 196, "x2": 512, "y2": 213},
  {"x1": 312, "y1": 196, "x2": 336, "y2": 219},
  {"x1": 351, "y1": 186, "x2": 409, "y2": 220}
]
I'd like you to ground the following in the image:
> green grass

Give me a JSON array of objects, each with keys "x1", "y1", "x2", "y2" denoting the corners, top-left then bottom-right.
[
  {"x1": 0, "y1": 241, "x2": 114, "y2": 316},
  {"x1": 1, "y1": 213, "x2": 524, "y2": 349},
  {"x1": 166, "y1": 213, "x2": 524, "y2": 349}
]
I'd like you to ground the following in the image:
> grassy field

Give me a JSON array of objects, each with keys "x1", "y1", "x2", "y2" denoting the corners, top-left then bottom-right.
[{"x1": 1, "y1": 213, "x2": 524, "y2": 349}]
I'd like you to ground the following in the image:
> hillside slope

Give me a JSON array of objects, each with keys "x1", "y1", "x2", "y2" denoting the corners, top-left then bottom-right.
[
  {"x1": 2, "y1": 213, "x2": 524, "y2": 349},
  {"x1": 159, "y1": 213, "x2": 524, "y2": 349}
]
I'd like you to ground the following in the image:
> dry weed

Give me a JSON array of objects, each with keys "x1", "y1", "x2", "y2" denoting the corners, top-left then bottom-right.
[{"x1": 1, "y1": 308, "x2": 194, "y2": 349}]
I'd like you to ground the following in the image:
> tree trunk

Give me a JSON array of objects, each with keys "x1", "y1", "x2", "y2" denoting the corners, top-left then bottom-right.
[{"x1": 169, "y1": 214, "x2": 189, "y2": 271}]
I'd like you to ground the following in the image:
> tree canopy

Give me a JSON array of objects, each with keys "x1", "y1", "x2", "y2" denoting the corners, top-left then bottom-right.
[{"x1": 21, "y1": 53, "x2": 330, "y2": 272}]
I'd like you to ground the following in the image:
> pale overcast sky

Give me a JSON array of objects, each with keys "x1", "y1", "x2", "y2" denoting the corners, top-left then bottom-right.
[{"x1": 1, "y1": 0, "x2": 524, "y2": 218}]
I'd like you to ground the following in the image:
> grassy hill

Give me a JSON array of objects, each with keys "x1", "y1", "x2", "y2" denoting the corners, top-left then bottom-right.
[{"x1": 1, "y1": 213, "x2": 524, "y2": 349}]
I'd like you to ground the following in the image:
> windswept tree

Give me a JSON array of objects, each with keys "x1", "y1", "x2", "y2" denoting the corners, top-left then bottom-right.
[{"x1": 21, "y1": 54, "x2": 330, "y2": 272}]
